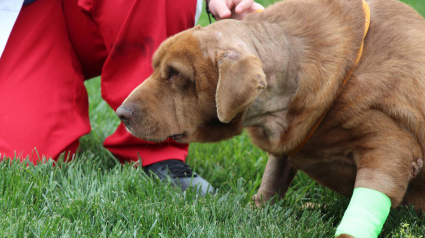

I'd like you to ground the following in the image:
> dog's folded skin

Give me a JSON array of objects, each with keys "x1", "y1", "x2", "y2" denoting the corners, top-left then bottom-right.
[{"x1": 118, "y1": 0, "x2": 425, "y2": 234}]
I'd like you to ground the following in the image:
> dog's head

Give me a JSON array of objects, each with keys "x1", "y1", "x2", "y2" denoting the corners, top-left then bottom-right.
[{"x1": 116, "y1": 24, "x2": 266, "y2": 143}]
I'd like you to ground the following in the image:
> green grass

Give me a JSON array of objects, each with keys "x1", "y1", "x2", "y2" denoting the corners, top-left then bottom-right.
[{"x1": 1, "y1": 0, "x2": 425, "y2": 237}]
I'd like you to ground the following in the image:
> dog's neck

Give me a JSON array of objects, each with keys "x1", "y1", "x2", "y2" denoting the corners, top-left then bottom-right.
[
  {"x1": 245, "y1": 11, "x2": 364, "y2": 155},
  {"x1": 240, "y1": 21, "x2": 300, "y2": 142},
  {"x1": 198, "y1": 19, "x2": 303, "y2": 152},
  {"x1": 243, "y1": 16, "x2": 363, "y2": 155},
  {"x1": 198, "y1": 19, "x2": 299, "y2": 129}
]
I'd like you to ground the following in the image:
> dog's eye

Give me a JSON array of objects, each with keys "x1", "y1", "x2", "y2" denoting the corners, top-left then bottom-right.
[{"x1": 168, "y1": 68, "x2": 181, "y2": 81}]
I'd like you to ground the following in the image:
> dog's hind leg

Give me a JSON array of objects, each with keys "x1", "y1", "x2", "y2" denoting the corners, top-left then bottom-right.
[{"x1": 401, "y1": 164, "x2": 425, "y2": 212}]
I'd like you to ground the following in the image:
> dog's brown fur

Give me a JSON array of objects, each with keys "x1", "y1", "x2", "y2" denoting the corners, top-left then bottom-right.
[{"x1": 119, "y1": 0, "x2": 425, "y2": 231}]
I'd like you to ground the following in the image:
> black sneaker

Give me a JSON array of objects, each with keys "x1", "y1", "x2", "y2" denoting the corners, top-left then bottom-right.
[{"x1": 143, "y1": 159, "x2": 215, "y2": 196}]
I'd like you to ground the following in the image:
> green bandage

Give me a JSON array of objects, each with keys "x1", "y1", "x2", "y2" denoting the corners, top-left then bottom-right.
[{"x1": 335, "y1": 187, "x2": 391, "y2": 238}]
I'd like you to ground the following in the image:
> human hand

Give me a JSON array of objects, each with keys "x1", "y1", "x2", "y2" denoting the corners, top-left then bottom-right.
[{"x1": 207, "y1": 0, "x2": 265, "y2": 20}]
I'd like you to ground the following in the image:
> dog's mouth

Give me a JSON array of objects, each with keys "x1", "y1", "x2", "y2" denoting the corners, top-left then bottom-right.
[{"x1": 168, "y1": 133, "x2": 186, "y2": 141}]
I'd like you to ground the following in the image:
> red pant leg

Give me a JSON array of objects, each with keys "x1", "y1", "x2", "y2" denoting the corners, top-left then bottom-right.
[
  {"x1": 0, "y1": 0, "x2": 90, "y2": 163},
  {"x1": 68, "y1": 0, "x2": 197, "y2": 166},
  {"x1": 62, "y1": 0, "x2": 107, "y2": 80}
]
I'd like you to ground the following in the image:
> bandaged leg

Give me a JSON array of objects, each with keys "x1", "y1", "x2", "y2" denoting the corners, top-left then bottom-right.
[{"x1": 335, "y1": 187, "x2": 391, "y2": 238}]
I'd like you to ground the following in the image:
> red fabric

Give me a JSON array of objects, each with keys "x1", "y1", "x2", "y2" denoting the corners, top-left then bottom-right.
[
  {"x1": 0, "y1": 0, "x2": 196, "y2": 166},
  {"x1": 0, "y1": 0, "x2": 90, "y2": 163}
]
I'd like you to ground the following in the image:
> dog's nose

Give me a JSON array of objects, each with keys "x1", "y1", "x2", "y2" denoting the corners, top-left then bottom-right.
[{"x1": 116, "y1": 105, "x2": 134, "y2": 125}]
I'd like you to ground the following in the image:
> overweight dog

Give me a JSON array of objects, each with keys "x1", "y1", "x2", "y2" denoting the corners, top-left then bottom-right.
[{"x1": 117, "y1": 0, "x2": 425, "y2": 236}]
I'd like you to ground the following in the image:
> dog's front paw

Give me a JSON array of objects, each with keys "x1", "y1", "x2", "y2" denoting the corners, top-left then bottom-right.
[
  {"x1": 251, "y1": 192, "x2": 275, "y2": 208},
  {"x1": 251, "y1": 193, "x2": 264, "y2": 208}
]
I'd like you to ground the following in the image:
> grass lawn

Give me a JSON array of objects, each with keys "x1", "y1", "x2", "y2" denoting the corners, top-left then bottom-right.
[{"x1": 1, "y1": 0, "x2": 425, "y2": 237}]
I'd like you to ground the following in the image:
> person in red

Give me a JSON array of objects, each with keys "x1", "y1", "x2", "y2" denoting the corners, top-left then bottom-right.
[{"x1": 0, "y1": 0, "x2": 264, "y2": 195}]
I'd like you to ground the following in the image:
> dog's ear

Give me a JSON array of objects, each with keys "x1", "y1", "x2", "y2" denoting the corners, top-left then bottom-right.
[{"x1": 216, "y1": 50, "x2": 267, "y2": 123}]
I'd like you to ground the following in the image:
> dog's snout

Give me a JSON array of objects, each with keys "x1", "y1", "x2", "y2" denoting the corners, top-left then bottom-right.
[{"x1": 116, "y1": 105, "x2": 135, "y2": 125}]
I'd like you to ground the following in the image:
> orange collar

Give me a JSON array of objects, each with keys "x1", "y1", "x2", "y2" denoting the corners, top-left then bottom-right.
[{"x1": 287, "y1": 0, "x2": 371, "y2": 158}]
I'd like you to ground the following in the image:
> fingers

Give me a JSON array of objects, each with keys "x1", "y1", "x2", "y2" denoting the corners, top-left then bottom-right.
[
  {"x1": 229, "y1": 2, "x2": 265, "y2": 20},
  {"x1": 250, "y1": 2, "x2": 265, "y2": 12},
  {"x1": 234, "y1": 0, "x2": 254, "y2": 14},
  {"x1": 208, "y1": 0, "x2": 265, "y2": 21},
  {"x1": 208, "y1": 0, "x2": 232, "y2": 20}
]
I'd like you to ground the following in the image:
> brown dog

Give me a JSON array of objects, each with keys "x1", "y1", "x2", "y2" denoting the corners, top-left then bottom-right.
[{"x1": 117, "y1": 0, "x2": 425, "y2": 235}]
